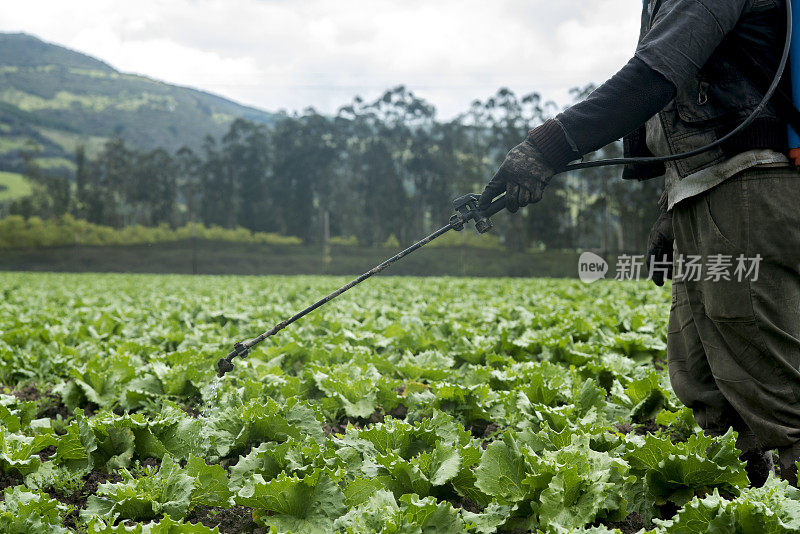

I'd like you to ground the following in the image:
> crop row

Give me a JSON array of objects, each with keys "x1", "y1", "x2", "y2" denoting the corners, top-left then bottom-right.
[{"x1": 1, "y1": 273, "x2": 798, "y2": 533}]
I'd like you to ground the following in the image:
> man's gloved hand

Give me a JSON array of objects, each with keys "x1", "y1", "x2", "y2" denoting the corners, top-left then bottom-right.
[
  {"x1": 646, "y1": 209, "x2": 674, "y2": 286},
  {"x1": 478, "y1": 134, "x2": 556, "y2": 213}
]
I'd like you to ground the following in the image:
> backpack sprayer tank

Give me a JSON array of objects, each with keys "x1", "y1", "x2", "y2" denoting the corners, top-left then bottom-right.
[{"x1": 789, "y1": 0, "x2": 800, "y2": 164}]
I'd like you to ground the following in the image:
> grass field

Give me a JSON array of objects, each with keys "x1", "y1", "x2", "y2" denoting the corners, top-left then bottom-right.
[
  {"x1": 0, "y1": 171, "x2": 32, "y2": 202},
  {"x1": 0, "y1": 272, "x2": 796, "y2": 533},
  {"x1": 33, "y1": 156, "x2": 77, "y2": 172},
  {"x1": 38, "y1": 128, "x2": 107, "y2": 159},
  {"x1": 0, "y1": 136, "x2": 34, "y2": 154}
]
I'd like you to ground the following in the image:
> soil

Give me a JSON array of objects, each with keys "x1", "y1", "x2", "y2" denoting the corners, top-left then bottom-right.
[
  {"x1": 48, "y1": 470, "x2": 124, "y2": 530},
  {"x1": 183, "y1": 404, "x2": 201, "y2": 418},
  {"x1": 614, "y1": 423, "x2": 634, "y2": 435},
  {"x1": 497, "y1": 518, "x2": 533, "y2": 534},
  {"x1": 323, "y1": 410, "x2": 387, "y2": 436},
  {"x1": 322, "y1": 421, "x2": 341, "y2": 437},
  {"x1": 140, "y1": 457, "x2": 160, "y2": 469},
  {"x1": 82, "y1": 470, "x2": 124, "y2": 497},
  {"x1": 388, "y1": 403, "x2": 408, "y2": 420},
  {"x1": 6, "y1": 383, "x2": 71, "y2": 420},
  {"x1": 616, "y1": 419, "x2": 686, "y2": 445},
  {"x1": 0, "y1": 471, "x2": 22, "y2": 496},
  {"x1": 12, "y1": 384, "x2": 41, "y2": 402},
  {"x1": 469, "y1": 419, "x2": 492, "y2": 439},
  {"x1": 599, "y1": 512, "x2": 645, "y2": 534},
  {"x1": 617, "y1": 419, "x2": 669, "y2": 436},
  {"x1": 185, "y1": 505, "x2": 265, "y2": 533},
  {"x1": 634, "y1": 419, "x2": 670, "y2": 436},
  {"x1": 444, "y1": 494, "x2": 482, "y2": 514},
  {"x1": 461, "y1": 499, "x2": 483, "y2": 514},
  {"x1": 469, "y1": 419, "x2": 501, "y2": 448},
  {"x1": 41, "y1": 396, "x2": 70, "y2": 420},
  {"x1": 657, "y1": 501, "x2": 681, "y2": 520},
  {"x1": 50, "y1": 485, "x2": 87, "y2": 530},
  {"x1": 481, "y1": 423, "x2": 500, "y2": 439},
  {"x1": 37, "y1": 445, "x2": 58, "y2": 461},
  {"x1": 219, "y1": 454, "x2": 242, "y2": 471}
]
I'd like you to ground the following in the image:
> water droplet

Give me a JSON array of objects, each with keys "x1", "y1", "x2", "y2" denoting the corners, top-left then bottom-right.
[{"x1": 201, "y1": 376, "x2": 222, "y2": 419}]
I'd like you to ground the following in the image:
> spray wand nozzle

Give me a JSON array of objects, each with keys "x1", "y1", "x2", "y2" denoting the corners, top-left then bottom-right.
[{"x1": 217, "y1": 342, "x2": 249, "y2": 377}]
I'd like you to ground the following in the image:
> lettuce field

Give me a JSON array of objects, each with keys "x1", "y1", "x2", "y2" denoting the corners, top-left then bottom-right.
[{"x1": 1, "y1": 272, "x2": 799, "y2": 533}]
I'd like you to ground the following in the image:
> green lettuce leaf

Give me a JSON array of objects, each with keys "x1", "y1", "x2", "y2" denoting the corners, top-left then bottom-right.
[
  {"x1": 54, "y1": 353, "x2": 139, "y2": 410},
  {"x1": 208, "y1": 397, "x2": 320, "y2": 459},
  {"x1": 626, "y1": 430, "x2": 748, "y2": 507},
  {"x1": 474, "y1": 433, "x2": 530, "y2": 503},
  {"x1": 0, "y1": 426, "x2": 58, "y2": 476},
  {"x1": 343, "y1": 477, "x2": 386, "y2": 508},
  {"x1": 186, "y1": 455, "x2": 233, "y2": 508},
  {"x1": 85, "y1": 514, "x2": 220, "y2": 533},
  {"x1": 82, "y1": 454, "x2": 195, "y2": 522},
  {"x1": 312, "y1": 363, "x2": 381, "y2": 419},
  {"x1": 133, "y1": 403, "x2": 205, "y2": 461},
  {"x1": 0, "y1": 487, "x2": 68, "y2": 534},
  {"x1": 237, "y1": 470, "x2": 346, "y2": 534},
  {"x1": 228, "y1": 442, "x2": 290, "y2": 491},
  {"x1": 461, "y1": 501, "x2": 516, "y2": 534},
  {"x1": 654, "y1": 476, "x2": 800, "y2": 533},
  {"x1": 375, "y1": 452, "x2": 433, "y2": 498},
  {"x1": 333, "y1": 489, "x2": 399, "y2": 532},
  {"x1": 534, "y1": 434, "x2": 631, "y2": 529},
  {"x1": 0, "y1": 393, "x2": 39, "y2": 433},
  {"x1": 412, "y1": 441, "x2": 461, "y2": 486},
  {"x1": 54, "y1": 417, "x2": 94, "y2": 472},
  {"x1": 654, "y1": 406, "x2": 699, "y2": 442},
  {"x1": 396, "y1": 494, "x2": 466, "y2": 534}
]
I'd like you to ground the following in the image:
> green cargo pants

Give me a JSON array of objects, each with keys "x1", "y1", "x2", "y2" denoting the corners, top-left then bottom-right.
[{"x1": 667, "y1": 166, "x2": 800, "y2": 483}]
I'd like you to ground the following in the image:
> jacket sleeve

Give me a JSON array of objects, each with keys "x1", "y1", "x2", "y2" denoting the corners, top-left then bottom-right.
[
  {"x1": 635, "y1": 0, "x2": 750, "y2": 90},
  {"x1": 531, "y1": 56, "x2": 676, "y2": 169}
]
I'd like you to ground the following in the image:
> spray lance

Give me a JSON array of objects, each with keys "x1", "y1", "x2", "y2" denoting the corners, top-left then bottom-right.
[
  {"x1": 217, "y1": 193, "x2": 506, "y2": 377},
  {"x1": 217, "y1": 0, "x2": 796, "y2": 378}
]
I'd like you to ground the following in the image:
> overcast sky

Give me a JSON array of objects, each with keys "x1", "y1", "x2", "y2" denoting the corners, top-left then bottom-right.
[{"x1": 0, "y1": 0, "x2": 642, "y2": 119}]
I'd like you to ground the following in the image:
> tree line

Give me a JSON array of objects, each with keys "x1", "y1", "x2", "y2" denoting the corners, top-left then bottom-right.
[{"x1": 6, "y1": 86, "x2": 661, "y2": 252}]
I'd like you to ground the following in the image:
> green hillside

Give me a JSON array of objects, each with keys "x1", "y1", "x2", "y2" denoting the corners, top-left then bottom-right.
[
  {"x1": 0, "y1": 32, "x2": 277, "y2": 177},
  {"x1": 0, "y1": 171, "x2": 31, "y2": 202}
]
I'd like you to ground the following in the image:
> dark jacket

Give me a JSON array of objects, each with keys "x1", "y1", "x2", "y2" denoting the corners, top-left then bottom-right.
[{"x1": 624, "y1": 0, "x2": 788, "y2": 180}]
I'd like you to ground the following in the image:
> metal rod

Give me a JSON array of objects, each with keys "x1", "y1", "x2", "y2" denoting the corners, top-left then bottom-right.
[{"x1": 218, "y1": 220, "x2": 456, "y2": 375}]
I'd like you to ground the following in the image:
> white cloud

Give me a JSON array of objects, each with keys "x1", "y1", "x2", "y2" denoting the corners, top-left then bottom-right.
[{"x1": 0, "y1": 0, "x2": 642, "y2": 118}]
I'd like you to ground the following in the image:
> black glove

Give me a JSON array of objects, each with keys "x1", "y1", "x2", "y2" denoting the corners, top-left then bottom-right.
[
  {"x1": 478, "y1": 134, "x2": 556, "y2": 213},
  {"x1": 646, "y1": 209, "x2": 674, "y2": 286}
]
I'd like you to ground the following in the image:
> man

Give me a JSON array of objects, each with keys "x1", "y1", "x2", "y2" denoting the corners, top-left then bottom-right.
[{"x1": 480, "y1": 0, "x2": 800, "y2": 487}]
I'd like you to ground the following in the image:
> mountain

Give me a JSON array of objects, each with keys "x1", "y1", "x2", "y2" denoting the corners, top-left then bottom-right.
[{"x1": 0, "y1": 32, "x2": 278, "y2": 176}]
